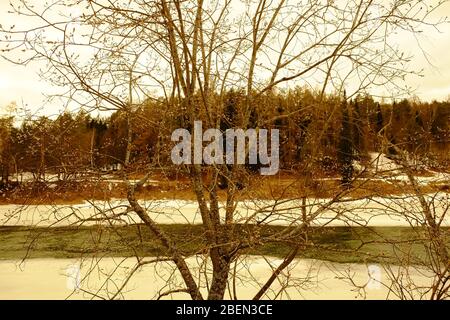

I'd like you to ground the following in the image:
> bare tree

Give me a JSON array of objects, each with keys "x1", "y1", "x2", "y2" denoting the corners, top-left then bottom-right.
[{"x1": 1, "y1": 0, "x2": 448, "y2": 300}]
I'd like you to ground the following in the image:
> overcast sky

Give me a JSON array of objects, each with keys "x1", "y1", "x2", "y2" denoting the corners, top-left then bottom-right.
[{"x1": 1, "y1": 1, "x2": 450, "y2": 117}]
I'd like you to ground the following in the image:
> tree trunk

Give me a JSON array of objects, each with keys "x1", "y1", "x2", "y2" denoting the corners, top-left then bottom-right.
[{"x1": 208, "y1": 251, "x2": 231, "y2": 300}]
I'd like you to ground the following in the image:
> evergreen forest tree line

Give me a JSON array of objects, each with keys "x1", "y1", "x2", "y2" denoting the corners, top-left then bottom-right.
[{"x1": 0, "y1": 88, "x2": 449, "y2": 187}]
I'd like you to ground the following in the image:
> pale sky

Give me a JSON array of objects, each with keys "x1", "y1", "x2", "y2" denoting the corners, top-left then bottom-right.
[{"x1": 1, "y1": 0, "x2": 450, "y2": 117}]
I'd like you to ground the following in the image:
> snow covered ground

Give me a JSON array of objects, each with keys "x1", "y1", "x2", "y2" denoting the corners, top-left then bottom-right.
[
  {"x1": 9, "y1": 172, "x2": 159, "y2": 185},
  {"x1": 0, "y1": 193, "x2": 448, "y2": 227},
  {"x1": 367, "y1": 152, "x2": 403, "y2": 174},
  {"x1": 0, "y1": 256, "x2": 433, "y2": 300},
  {"x1": 368, "y1": 153, "x2": 449, "y2": 185},
  {"x1": 8, "y1": 153, "x2": 448, "y2": 183}
]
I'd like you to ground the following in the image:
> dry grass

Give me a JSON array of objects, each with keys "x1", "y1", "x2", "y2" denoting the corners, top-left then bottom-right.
[{"x1": 0, "y1": 170, "x2": 447, "y2": 205}]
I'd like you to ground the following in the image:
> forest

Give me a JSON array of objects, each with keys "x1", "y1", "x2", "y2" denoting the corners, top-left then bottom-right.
[{"x1": 1, "y1": 88, "x2": 449, "y2": 188}]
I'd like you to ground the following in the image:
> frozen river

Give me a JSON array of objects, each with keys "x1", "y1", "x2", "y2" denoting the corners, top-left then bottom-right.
[{"x1": 0, "y1": 256, "x2": 434, "y2": 300}]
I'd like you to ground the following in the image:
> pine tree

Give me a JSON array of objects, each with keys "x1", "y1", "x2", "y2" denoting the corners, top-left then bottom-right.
[
  {"x1": 338, "y1": 95, "x2": 354, "y2": 187},
  {"x1": 376, "y1": 103, "x2": 383, "y2": 134},
  {"x1": 351, "y1": 99, "x2": 365, "y2": 160}
]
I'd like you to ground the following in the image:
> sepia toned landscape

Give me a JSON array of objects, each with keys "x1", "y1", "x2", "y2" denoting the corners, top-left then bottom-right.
[{"x1": 0, "y1": 0, "x2": 449, "y2": 300}]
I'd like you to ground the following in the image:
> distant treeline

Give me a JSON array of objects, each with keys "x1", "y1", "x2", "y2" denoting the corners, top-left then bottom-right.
[{"x1": 0, "y1": 88, "x2": 449, "y2": 183}]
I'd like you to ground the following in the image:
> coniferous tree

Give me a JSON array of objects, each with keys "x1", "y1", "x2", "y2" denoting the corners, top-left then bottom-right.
[
  {"x1": 0, "y1": 117, "x2": 13, "y2": 186},
  {"x1": 351, "y1": 100, "x2": 365, "y2": 160},
  {"x1": 338, "y1": 95, "x2": 354, "y2": 187},
  {"x1": 376, "y1": 103, "x2": 383, "y2": 134}
]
